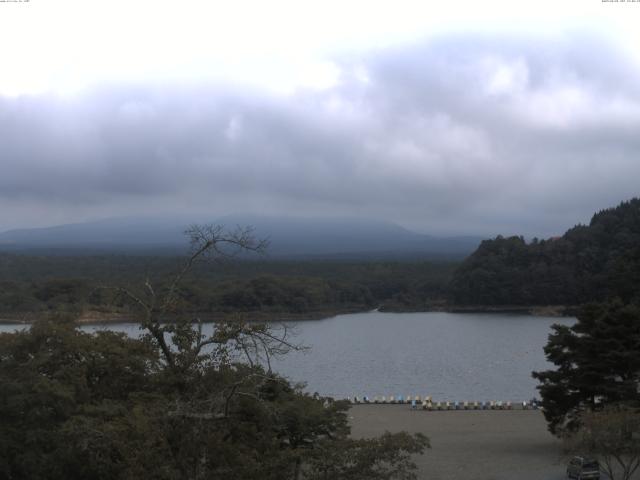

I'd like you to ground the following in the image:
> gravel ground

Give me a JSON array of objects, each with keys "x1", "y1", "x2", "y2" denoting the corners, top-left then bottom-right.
[{"x1": 349, "y1": 405, "x2": 568, "y2": 480}]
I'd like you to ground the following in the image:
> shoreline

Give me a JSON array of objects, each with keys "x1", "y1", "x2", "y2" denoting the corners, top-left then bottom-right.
[
  {"x1": 0, "y1": 303, "x2": 576, "y2": 326},
  {"x1": 382, "y1": 304, "x2": 576, "y2": 317},
  {"x1": 0, "y1": 306, "x2": 369, "y2": 326}
]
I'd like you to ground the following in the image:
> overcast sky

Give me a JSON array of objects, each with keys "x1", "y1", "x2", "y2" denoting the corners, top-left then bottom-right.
[{"x1": 1, "y1": 0, "x2": 640, "y2": 237}]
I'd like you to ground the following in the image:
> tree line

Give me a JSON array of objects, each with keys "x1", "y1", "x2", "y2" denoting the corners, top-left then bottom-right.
[{"x1": 0, "y1": 256, "x2": 456, "y2": 319}]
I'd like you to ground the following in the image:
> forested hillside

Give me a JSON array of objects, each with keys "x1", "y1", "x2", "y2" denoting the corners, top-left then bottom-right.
[{"x1": 450, "y1": 199, "x2": 640, "y2": 305}]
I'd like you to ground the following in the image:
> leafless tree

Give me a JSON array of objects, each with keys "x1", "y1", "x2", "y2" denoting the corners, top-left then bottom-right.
[{"x1": 106, "y1": 224, "x2": 301, "y2": 372}]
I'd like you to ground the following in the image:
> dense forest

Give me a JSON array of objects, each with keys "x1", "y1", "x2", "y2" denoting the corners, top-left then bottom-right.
[
  {"x1": 450, "y1": 199, "x2": 640, "y2": 306},
  {"x1": 0, "y1": 255, "x2": 456, "y2": 321}
]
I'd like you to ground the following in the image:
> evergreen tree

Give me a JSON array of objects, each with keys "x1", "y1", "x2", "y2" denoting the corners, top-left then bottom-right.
[
  {"x1": 451, "y1": 198, "x2": 640, "y2": 306},
  {"x1": 532, "y1": 301, "x2": 640, "y2": 435}
]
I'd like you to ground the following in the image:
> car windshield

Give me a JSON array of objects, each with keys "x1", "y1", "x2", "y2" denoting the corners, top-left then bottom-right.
[{"x1": 583, "y1": 461, "x2": 599, "y2": 470}]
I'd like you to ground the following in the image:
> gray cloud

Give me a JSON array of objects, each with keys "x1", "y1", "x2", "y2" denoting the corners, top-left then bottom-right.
[{"x1": 1, "y1": 33, "x2": 639, "y2": 236}]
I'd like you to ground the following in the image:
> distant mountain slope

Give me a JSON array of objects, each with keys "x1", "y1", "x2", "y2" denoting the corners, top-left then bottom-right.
[
  {"x1": 0, "y1": 217, "x2": 187, "y2": 249},
  {"x1": 450, "y1": 198, "x2": 640, "y2": 305},
  {"x1": 0, "y1": 216, "x2": 483, "y2": 259}
]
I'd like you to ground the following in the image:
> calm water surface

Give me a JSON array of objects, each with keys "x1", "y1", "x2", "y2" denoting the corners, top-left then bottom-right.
[{"x1": 1, "y1": 311, "x2": 574, "y2": 401}]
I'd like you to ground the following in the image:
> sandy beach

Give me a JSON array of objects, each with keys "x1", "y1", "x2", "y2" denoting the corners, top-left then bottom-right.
[{"x1": 349, "y1": 405, "x2": 567, "y2": 480}]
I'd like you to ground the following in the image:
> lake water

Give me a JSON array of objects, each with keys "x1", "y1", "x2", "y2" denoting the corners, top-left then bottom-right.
[{"x1": 1, "y1": 311, "x2": 573, "y2": 402}]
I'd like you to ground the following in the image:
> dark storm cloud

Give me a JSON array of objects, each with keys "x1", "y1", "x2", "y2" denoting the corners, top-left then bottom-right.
[{"x1": 1, "y1": 33, "x2": 639, "y2": 235}]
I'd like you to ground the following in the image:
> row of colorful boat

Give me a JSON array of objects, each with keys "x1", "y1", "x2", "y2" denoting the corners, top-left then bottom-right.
[{"x1": 348, "y1": 396, "x2": 540, "y2": 410}]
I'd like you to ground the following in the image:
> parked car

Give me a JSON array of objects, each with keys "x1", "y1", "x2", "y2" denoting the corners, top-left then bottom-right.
[{"x1": 566, "y1": 456, "x2": 600, "y2": 479}]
